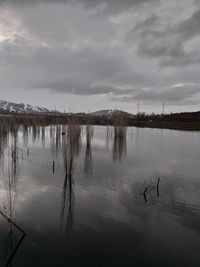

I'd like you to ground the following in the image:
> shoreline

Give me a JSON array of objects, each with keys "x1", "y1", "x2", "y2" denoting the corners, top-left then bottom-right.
[{"x1": 0, "y1": 114, "x2": 200, "y2": 131}]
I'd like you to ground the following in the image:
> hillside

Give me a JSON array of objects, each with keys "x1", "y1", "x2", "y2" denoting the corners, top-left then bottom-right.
[{"x1": 0, "y1": 100, "x2": 51, "y2": 114}]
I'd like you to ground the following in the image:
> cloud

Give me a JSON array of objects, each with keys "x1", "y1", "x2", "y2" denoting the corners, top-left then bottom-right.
[
  {"x1": 175, "y1": 9, "x2": 200, "y2": 40},
  {"x1": 10, "y1": 0, "x2": 159, "y2": 13},
  {"x1": 0, "y1": 0, "x2": 200, "y2": 111},
  {"x1": 0, "y1": 33, "x2": 139, "y2": 97},
  {"x1": 111, "y1": 83, "x2": 200, "y2": 103},
  {"x1": 125, "y1": 7, "x2": 200, "y2": 67}
]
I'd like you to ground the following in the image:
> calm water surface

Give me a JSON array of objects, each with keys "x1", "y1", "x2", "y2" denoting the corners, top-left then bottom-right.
[{"x1": 0, "y1": 125, "x2": 200, "y2": 267}]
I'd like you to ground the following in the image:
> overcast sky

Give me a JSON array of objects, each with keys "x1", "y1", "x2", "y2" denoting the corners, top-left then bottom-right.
[{"x1": 0, "y1": 0, "x2": 200, "y2": 113}]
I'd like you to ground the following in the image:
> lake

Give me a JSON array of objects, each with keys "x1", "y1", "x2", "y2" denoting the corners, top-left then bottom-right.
[{"x1": 0, "y1": 124, "x2": 200, "y2": 267}]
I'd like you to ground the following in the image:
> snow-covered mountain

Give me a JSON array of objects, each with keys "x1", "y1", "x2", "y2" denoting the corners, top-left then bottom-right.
[
  {"x1": 0, "y1": 100, "x2": 134, "y2": 117},
  {"x1": 0, "y1": 100, "x2": 51, "y2": 114},
  {"x1": 90, "y1": 110, "x2": 113, "y2": 116}
]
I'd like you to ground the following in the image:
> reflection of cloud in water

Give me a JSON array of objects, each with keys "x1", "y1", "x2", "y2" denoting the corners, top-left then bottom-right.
[{"x1": 0, "y1": 123, "x2": 200, "y2": 265}]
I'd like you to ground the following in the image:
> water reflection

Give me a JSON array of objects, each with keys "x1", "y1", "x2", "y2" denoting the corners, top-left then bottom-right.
[
  {"x1": 31, "y1": 125, "x2": 38, "y2": 144},
  {"x1": 84, "y1": 125, "x2": 93, "y2": 178},
  {"x1": 55, "y1": 125, "x2": 61, "y2": 155},
  {"x1": 41, "y1": 126, "x2": 45, "y2": 147},
  {"x1": 112, "y1": 126, "x2": 127, "y2": 162},
  {"x1": 50, "y1": 125, "x2": 55, "y2": 155},
  {"x1": 106, "y1": 126, "x2": 112, "y2": 151},
  {"x1": 60, "y1": 124, "x2": 81, "y2": 235},
  {"x1": 0, "y1": 123, "x2": 9, "y2": 164},
  {"x1": 0, "y1": 130, "x2": 24, "y2": 267},
  {"x1": 22, "y1": 125, "x2": 28, "y2": 148},
  {"x1": 0, "y1": 123, "x2": 200, "y2": 266},
  {"x1": 134, "y1": 176, "x2": 200, "y2": 217},
  {"x1": 143, "y1": 178, "x2": 160, "y2": 203},
  {"x1": 49, "y1": 125, "x2": 66, "y2": 158}
]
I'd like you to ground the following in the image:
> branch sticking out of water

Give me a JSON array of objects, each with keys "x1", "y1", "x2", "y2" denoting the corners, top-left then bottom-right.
[
  {"x1": 144, "y1": 188, "x2": 148, "y2": 203},
  {"x1": 157, "y1": 178, "x2": 160, "y2": 198}
]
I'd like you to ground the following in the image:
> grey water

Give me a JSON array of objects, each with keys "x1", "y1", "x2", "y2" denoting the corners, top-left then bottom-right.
[{"x1": 0, "y1": 125, "x2": 200, "y2": 267}]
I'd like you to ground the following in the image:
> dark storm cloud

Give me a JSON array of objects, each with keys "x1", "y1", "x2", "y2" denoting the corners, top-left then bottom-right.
[
  {"x1": 33, "y1": 79, "x2": 134, "y2": 96},
  {"x1": 175, "y1": 9, "x2": 200, "y2": 40},
  {"x1": 111, "y1": 84, "x2": 200, "y2": 103},
  {"x1": 0, "y1": 36, "x2": 139, "y2": 96},
  {"x1": 127, "y1": 8, "x2": 200, "y2": 67},
  {"x1": 11, "y1": 0, "x2": 159, "y2": 11},
  {"x1": 136, "y1": 85, "x2": 200, "y2": 102}
]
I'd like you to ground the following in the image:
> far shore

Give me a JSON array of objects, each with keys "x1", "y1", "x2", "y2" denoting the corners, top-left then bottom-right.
[
  {"x1": 127, "y1": 121, "x2": 200, "y2": 131},
  {"x1": 0, "y1": 112, "x2": 200, "y2": 131}
]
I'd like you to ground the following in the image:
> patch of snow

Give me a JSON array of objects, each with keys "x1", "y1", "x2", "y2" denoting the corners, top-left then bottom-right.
[{"x1": 0, "y1": 100, "x2": 52, "y2": 114}]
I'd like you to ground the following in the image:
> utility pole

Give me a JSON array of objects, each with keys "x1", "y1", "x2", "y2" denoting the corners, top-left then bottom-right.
[
  {"x1": 162, "y1": 101, "x2": 165, "y2": 115},
  {"x1": 137, "y1": 101, "x2": 140, "y2": 115}
]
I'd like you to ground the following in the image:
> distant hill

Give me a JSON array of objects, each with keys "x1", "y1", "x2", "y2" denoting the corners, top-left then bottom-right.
[
  {"x1": 0, "y1": 100, "x2": 199, "y2": 121},
  {"x1": 0, "y1": 100, "x2": 54, "y2": 114},
  {"x1": 90, "y1": 109, "x2": 134, "y2": 118}
]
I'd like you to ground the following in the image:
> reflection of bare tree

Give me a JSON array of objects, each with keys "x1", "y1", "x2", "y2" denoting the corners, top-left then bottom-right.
[
  {"x1": 84, "y1": 125, "x2": 93, "y2": 178},
  {"x1": 4, "y1": 135, "x2": 21, "y2": 213},
  {"x1": 0, "y1": 210, "x2": 25, "y2": 267},
  {"x1": 41, "y1": 126, "x2": 45, "y2": 147},
  {"x1": 60, "y1": 124, "x2": 81, "y2": 235},
  {"x1": 106, "y1": 126, "x2": 112, "y2": 151},
  {"x1": 50, "y1": 125, "x2": 56, "y2": 155},
  {"x1": 0, "y1": 127, "x2": 23, "y2": 266},
  {"x1": 49, "y1": 125, "x2": 63, "y2": 157},
  {"x1": 72, "y1": 125, "x2": 82, "y2": 157},
  {"x1": 55, "y1": 125, "x2": 61, "y2": 155},
  {"x1": 31, "y1": 125, "x2": 38, "y2": 143},
  {"x1": 22, "y1": 125, "x2": 29, "y2": 148},
  {"x1": 0, "y1": 122, "x2": 9, "y2": 165},
  {"x1": 112, "y1": 126, "x2": 127, "y2": 162}
]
